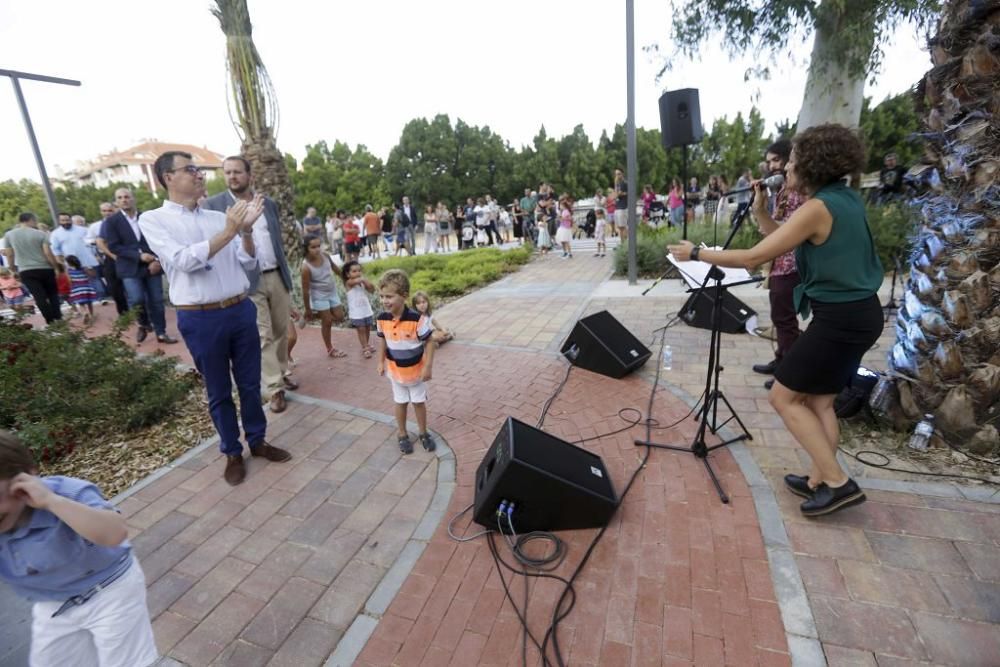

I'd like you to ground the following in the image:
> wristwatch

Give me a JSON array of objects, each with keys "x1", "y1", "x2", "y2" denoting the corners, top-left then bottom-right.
[{"x1": 690, "y1": 246, "x2": 700, "y2": 262}]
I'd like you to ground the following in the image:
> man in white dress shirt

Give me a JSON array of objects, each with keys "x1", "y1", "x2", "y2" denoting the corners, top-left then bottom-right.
[
  {"x1": 203, "y1": 156, "x2": 298, "y2": 414},
  {"x1": 139, "y1": 151, "x2": 292, "y2": 485}
]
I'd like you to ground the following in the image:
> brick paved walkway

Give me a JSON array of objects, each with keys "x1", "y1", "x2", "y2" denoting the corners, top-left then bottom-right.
[{"x1": 7, "y1": 241, "x2": 1000, "y2": 666}]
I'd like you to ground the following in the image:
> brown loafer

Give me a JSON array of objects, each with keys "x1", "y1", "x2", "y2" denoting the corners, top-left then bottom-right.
[
  {"x1": 282, "y1": 376, "x2": 299, "y2": 391},
  {"x1": 224, "y1": 454, "x2": 246, "y2": 486},
  {"x1": 269, "y1": 390, "x2": 287, "y2": 413},
  {"x1": 251, "y1": 442, "x2": 292, "y2": 462}
]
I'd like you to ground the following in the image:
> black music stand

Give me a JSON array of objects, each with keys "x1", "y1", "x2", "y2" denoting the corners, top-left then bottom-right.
[{"x1": 635, "y1": 197, "x2": 759, "y2": 503}]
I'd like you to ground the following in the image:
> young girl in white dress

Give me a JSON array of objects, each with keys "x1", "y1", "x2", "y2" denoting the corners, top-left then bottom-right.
[
  {"x1": 594, "y1": 208, "x2": 608, "y2": 257},
  {"x1": 535, "y1": 213, "x2": 551, "y2": 255},
  {"x1": 341, "y1": 259, "x2": 376, "y2": 357},
  {"x1": 412, "y1": 291, "x2": 453, "y2": 345}
]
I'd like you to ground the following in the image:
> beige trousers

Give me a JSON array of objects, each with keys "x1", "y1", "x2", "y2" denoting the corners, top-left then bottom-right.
[{"x1": 251, "y1": 271, "x2": 290, "y2": 400}]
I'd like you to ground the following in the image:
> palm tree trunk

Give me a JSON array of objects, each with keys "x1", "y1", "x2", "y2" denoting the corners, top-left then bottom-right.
[
  {"x1": 212, "y1": 0, "x2": 303, "y2": 280},
  {"x1": 888, "y1": 0, "x2": 1000, "y2": 455}
]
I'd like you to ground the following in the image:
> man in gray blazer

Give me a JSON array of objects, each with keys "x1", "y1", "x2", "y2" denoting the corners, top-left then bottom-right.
[{"x1": 204, "y1": 156, "x2": 299, "y2": 413}]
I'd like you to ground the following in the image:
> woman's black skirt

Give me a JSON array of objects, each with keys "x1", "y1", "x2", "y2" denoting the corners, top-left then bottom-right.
[{"x1": 775, "y1": 295, "x2": 883, "y2": 395}]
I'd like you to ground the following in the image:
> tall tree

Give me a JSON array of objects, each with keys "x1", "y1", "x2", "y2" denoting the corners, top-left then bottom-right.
[
  {"x1": 660, "y1": 1, "x2": 940, "y2": 129},
  {"x1": 695, "y1": 108, "x2": 770, "y2": 183},
  {"x1": 859, "y1": 91, "x2": 923, "y2": 172},
  {"x1": 212, "y1": 0, "x2": 300, "y2": 267},
  {"x1": 888, "y1": 1, "x2": 1000, "y2": 454}
]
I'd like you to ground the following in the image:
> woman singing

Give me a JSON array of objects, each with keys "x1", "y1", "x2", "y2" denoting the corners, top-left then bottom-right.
[{"x1": 668, "y1": 124, "x2": 883, "y2": 517}]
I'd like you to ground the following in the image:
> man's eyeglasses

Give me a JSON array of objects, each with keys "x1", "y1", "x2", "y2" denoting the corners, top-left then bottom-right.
[{"x1": 167, "y1": 165, "x2": 205, "y2": 176}]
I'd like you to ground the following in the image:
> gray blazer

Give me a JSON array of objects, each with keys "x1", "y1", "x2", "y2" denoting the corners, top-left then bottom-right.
[{"x1": 202, "y1": 191, "x2": 293, "y2": 294}]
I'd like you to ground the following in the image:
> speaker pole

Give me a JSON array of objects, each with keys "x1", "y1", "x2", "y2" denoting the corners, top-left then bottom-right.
[
  {"x1": 681, "y1": 143, "x2": 689, "y2": 241},
  {"x1": 635, "y1": 194, "x2": 758, "y2": 503},
  {"x1": 625, "y1": 0, "x2": 638, "y2": 285}
]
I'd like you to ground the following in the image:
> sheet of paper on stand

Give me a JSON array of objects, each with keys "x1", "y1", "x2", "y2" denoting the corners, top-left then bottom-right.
[{"x1": 667, "y1": 246, "x2": 756, "y2": 288}]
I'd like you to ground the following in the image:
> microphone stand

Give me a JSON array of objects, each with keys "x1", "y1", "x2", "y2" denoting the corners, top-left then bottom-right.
[{"x1": 635, "y1": 192, "x2": 759, "y2": 503}]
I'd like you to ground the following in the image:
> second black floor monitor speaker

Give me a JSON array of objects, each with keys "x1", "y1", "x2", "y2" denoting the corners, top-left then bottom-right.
[
  {"x1": 659, "y1": 88, "x2": 704, "y2": 149},
  {"x1": 560, "y1": 310, "x2": 651, "y2": 379},
  {"x1": 680, "y1": 287, "x2": 756, "y2": 334}
]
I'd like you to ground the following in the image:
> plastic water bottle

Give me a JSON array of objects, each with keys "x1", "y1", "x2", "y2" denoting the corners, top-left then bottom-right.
[
  {"x1": 908, "y1": 414, "x2": 935, "y2": 451},
  {"x1": 661, "y1": 345, "x2": 673, "y2": 371}
]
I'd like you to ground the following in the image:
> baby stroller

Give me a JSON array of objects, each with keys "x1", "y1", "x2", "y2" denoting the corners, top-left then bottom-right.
[
  {"x1": 461, "y1": 221, "x2": 476, "y2": 250},
  {"x1": 648, "y1": 200, "x2": 666, "y2": 228}
]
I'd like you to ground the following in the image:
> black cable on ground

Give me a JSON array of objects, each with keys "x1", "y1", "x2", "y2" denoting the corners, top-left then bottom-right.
[
  {"x1": 458, "y1": 313, "x2": 700, "y2": 666},
  {"x1": 541, "y1": 319, "x2": 676, "y2": 666},
  {"x1": 537, "y1": 363, "x2": 573, "y2": 430},
  {"x1": 839, "y1": 447, "x2": 1000, "y2": 487}
]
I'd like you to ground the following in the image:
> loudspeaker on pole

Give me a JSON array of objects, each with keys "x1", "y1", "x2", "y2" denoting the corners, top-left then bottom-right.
[{"x1": 659, "y1": 88, "x2": 704, "y2": 149}]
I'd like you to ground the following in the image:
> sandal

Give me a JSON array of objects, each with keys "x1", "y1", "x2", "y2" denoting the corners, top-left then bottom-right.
[
  {"x1": 327, "y1": 348, "x2": 348, "y2": 358},
  {"x1": 363, "y1": 348, "x2": 373, "y2": 359},
  {"x1": 398, "y1": 434, "x2": 414, "y2": 455},
  {"x1": 418, "y1": 432, "x2": 436, "y2": 452}
]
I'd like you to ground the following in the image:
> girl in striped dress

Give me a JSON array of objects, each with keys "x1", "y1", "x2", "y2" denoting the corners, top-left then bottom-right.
[{"x1": 65, "y1": 255, "x2": 96, "y2": 324}]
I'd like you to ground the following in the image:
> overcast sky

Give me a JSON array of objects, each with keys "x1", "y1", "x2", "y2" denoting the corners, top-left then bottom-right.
[{"x1": 1, "y1": 0, "x2": 932, "y2": 183}]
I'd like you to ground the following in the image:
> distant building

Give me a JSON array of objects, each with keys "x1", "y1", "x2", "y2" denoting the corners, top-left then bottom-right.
[{"x1": 56, "y1": 140, "x2": 225, "y2": 194}]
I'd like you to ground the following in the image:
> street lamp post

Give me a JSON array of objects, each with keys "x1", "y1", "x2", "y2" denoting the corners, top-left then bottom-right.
[
  {"x1": 625, "y1": 0, "x2": 638, "y2": 285},
  {"x1": 2, "y1": 69, "x2": 81, "y2": 225}
]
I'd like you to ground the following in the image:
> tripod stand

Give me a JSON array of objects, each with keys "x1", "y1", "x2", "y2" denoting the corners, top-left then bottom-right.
[{"x1": 635, "y1": 198, "x2": 758, "y2": 503}]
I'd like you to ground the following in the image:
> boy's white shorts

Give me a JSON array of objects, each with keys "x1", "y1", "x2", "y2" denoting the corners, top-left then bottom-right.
[
  {"x1": 390, "y1": 378, "x2": 427, "y2": 404},
  {"x1": 30, "y1": 556, "x2": 157, "y2": 667}
]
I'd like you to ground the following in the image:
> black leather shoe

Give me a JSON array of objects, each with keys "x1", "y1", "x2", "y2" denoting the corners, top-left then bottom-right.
[
  {"x1": 784, "y1": 474, "x2": 813, "y2": 498},
  {"x1": 136, "y1": 326, "x2": 149, "y2": 343},
  {"x1": 801, "y1": 479, "x2": 866, "y2": 517},
  {"x1": 764, "y1": 379, "x2": 775, "y2": 390},
  {"x1": 250, "y1": 442, "x2": 292, "y2": 462},
  {"x1": 157, "y1": 335, "x2": 178, "y2": 344},
  {"x1": 224, "y1": 455, "x2": 246, "y2": 486},
  {"x1": 752, "y1": 358, "x2": 779, "y2": 375}
]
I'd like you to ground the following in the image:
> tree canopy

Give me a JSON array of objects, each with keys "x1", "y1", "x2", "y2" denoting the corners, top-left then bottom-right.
[
  {"x1": 1, "y1": 94, "x2": 921, "y2": 231},
  {"x1": 656, "y1": 1, "x2": 940, "y2": 129},
  {"x1": 859, "y1": 90, "x2": 922, "y2": 171},
  {"x1": 662, "y1": 0, "x2": 940, "y2": 82}
]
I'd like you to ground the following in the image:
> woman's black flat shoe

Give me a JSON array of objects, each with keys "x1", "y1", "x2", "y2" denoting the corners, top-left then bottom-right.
[
  {"x1": 800, "y1": 479, "x2": 866, "y2": 517},
  {"x1": 784, "y1": 474, "x2": 813, "y2": 498}
]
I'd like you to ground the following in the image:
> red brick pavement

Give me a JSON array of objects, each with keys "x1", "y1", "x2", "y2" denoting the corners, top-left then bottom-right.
[
  {"x1": 283, "y1": 331, "x2": 790, "y2": 665},
  {"x1": 55, "y1": 305, "x2": 791, "y2": 665}
]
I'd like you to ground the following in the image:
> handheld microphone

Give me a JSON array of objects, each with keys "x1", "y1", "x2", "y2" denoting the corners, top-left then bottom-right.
[{"x1": 723, "y1": 173, "x2": 784, "y2": 196}]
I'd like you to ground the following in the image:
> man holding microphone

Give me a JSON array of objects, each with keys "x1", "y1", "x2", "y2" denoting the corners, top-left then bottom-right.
[{"x1": 748, "y1": 138, "x2": 805, "y2": 389}]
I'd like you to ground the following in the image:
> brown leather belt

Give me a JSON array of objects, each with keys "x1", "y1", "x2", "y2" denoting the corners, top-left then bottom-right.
[{"x1": 175, "y1": 294, "x2": 247, "y2": 311}]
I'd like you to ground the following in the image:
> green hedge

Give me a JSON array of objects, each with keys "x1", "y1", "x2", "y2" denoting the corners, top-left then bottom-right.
[
  {"x1": 612, "y1": 223, "x2": 762, "y2": 277},
  {"x1": 0, "y1": 317, "x2": 197, "y2": 462},
  {"x1": 866, "y1": 201, "x2": 917, "y2": 271},
  {"x1": 613, "y1": 201, "x2": 918, "y2": 278},
  {"x1": 364, "y1": 247, "x2": 532, "y2": 301}
]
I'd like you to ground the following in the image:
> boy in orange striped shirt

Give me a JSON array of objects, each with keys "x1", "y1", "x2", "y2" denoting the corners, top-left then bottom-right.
[{"x1": 376, "y1": 269, "x2": 436, "y2": 454}]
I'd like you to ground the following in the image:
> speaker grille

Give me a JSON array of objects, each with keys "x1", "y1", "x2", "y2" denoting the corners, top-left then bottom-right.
[{"x1": 509, "y1": 419, "x2": 615, "y2": 499}]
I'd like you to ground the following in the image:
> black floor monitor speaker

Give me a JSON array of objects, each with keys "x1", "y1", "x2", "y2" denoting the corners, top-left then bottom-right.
[
  {"x1": 473, "y1": 417, "x2": 618, "y2": 533},
  {"x1": 680, "y1": 288, "x2": 756, "y2": 334},
  {"x1": 560, "y1": 310, "x2": 651, "y2": 378},
  {"x1": 659, "y1": 88, "x2": 704, "y2": 149}
]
